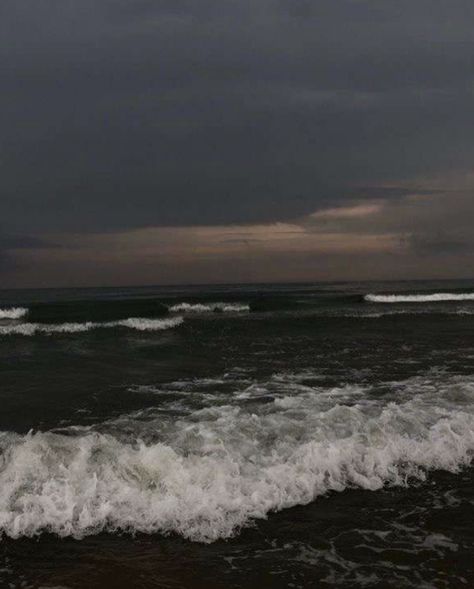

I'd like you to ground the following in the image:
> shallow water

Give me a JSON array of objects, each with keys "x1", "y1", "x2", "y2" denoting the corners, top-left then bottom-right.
[{"x1": 1, "y1": 279, "x2": 474, "y2": 587}]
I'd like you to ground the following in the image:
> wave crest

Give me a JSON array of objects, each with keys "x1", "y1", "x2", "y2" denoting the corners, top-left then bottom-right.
[
  {"x1": 0, "y1": 316, "x2": 184, "y2": 336},
  {"x1": 0, "y1": 307, "x2": 28, "y2": 320},
  {"x1": 365, "y1": 293, "x2": 474, "y2": 303},
  {"x1": 169, "y1": 302, "x2": 249, "y2": 313}
]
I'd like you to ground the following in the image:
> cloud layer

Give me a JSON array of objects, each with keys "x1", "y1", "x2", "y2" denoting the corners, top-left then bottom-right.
[{"x1": 1, "y1": 1, "x2": 473, "y2": 285}]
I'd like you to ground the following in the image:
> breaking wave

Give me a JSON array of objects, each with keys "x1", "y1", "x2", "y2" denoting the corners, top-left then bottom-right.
[
  {"x1": 0, "y1": 316, "x2": 184, "y2": 336},
  {"x1": 169, "y1": 302, "x2": 249, "y2": 313},
  {"x1": 0, "y1": 372, "x2": 473, "y2": 542},
  {"x1": 365, "y1": 293, "x2": 474, "y2": 303},
  {"x1": 0, "y1": 307, "x2": 28, "y2": 320}
]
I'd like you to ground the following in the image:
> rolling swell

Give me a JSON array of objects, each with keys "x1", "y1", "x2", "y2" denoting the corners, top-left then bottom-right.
[
  {"x1": 26, "y1": 299, "x2": 169, "y2": 323},
  {"x1": 248, "y1": 293, "x2": 361, "y2": 312}
]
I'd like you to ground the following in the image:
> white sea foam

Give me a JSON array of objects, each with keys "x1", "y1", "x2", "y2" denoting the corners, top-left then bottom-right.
[
  {"x1": 365, "y1": 293, "x2": 474, "y2": 303},
  {"x1": 169, "y1": 302, "x2": 249, "y2": 313},
  {"x1": 0, "y1": 373, "x2": 473, "y2": 542},
  {"x1": 0, "y1": 316, "x2": 183, "y2": 336},
  {"x1": 0, "y1": 307, "x2": 28, "y2": 320},
  {"x1": 115, "y1": 317, "x2": 183, "y2": 331}
]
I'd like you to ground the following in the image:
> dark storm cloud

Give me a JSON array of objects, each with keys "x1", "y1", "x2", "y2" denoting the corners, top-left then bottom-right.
[
  {"x1": 0, "y1": 235, "x2": 57, "y2": 250},
  {"x1": 1, "y1": 0, "x2": 474, "y2": 236},
  {"x1": 405, "y1": 233, "x2": 473, "y2": 256}
]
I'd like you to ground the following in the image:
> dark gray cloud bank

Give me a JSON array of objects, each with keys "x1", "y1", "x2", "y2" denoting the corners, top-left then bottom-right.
[{"x1": 1, "y1": 0, "x2": 473, "y2": 285}]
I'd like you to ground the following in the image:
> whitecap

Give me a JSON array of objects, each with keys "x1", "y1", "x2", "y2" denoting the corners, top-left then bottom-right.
[
  {"x1": 0, "y1": 316, "x2": 184, "y2": 336},
  {"x1": 169, "y1": 302, "x2": 249, "y2": 313},
  {"x1": 0, "y1": 307, "x2": 28, "y2": 320},
  {"x1": 365, "y1": 293, "x2": 474, "y2": 303}
]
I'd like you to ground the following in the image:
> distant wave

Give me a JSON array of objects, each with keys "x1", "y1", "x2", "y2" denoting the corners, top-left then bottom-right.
[
  {"x1": 365, "y1": 293, "x2": 474, "y2": 303},
  {"x1": 0, "y1": 316, "x2": 183, "y2": 336},
  {"x1": 169, "y1": 302, "x2": 249, "y2": 313},
  {"x1": 0, "y1": 372, "x2": 472, "y2": 542},
  {"x1": 0, "y1": 307, "x2": 28, "y2": 320}
]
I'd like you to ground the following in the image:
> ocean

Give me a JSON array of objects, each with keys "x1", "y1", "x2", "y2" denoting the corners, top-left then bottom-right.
[{"x1": 0, "y1": 279, "x2": 473, "y2": 588}]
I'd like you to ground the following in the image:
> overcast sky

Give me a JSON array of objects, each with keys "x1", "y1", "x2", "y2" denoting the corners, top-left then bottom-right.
[{"x1": 1, "y1": 0, "x2": 473, "y2": 287}]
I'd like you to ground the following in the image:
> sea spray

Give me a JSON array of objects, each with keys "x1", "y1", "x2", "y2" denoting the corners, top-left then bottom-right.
[{"x1": 0, "y1": 373, "x2": 473, "y2": 542}]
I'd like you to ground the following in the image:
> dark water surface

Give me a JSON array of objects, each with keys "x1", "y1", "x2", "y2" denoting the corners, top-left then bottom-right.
[{"x1": 1, "y1": 280, "x2": 474, "y2": 588}]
